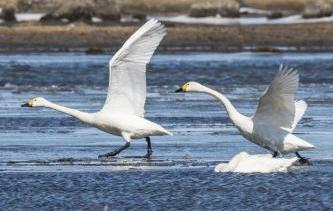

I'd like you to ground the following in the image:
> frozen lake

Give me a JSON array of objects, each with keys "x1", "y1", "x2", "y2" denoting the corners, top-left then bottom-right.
[{"x1": 0, "y1": 52, "x2": 332, "y2": 209}]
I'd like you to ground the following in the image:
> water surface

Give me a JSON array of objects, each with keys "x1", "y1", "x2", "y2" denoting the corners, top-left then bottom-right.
[{"x1": 0, "y1": 52, "x2": 332, "y2": 210}]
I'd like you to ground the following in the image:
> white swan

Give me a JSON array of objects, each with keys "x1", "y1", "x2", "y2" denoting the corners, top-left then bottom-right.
[
  {"x1": 176, "y1": 65, "x2": 314, "y2": 163},
  {"x1": 21, "y1": 19, "x2": 172, "y2": 158},
  {"x1": 214, "y1": 152, "x2": 299, "y2": 173}
]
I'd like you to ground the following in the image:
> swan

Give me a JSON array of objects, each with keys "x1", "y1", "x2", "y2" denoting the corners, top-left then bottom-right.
[
  {"x1": 176, "y1": 65, "x2": 315, "y2": 163},
  {"x1": 21, "y1": 19, "x2": 172, "y2": 159},
  {"x1": 214, "y1": 152, "x2": 299, "y2": 173}
]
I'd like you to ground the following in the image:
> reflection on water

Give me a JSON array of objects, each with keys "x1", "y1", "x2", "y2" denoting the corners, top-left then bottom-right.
[{"x1": 0, "y1": 52, "x2": 332, "y2": 209}]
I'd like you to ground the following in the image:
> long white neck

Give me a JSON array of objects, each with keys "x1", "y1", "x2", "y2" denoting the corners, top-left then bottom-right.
[
  {"x1": 43, "y1": 101, "x2": 93, "y2": 124},
  {"x1": 196, "y1": 86, "x2": 247, "y2": 125}
]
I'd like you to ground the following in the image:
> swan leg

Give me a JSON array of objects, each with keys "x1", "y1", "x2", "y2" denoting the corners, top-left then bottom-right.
[
  {"x1": 272, "y1": 151, "x2": 279, "y2": 158},
  {"x1": 144, "y1": 137, "x2": 153, "y2": 159},
  {"x1": 295, "y1": 152, "x2": 310, "y2": 165},
  {"x1": 98, "y1": 142, "x2": 130, "y2": 158}
]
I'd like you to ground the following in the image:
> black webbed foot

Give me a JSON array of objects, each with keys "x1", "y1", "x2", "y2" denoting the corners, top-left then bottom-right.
[
  {"x1": 98, "y1": 142, "x2": 130, "y2": 159},
  {"x1": 295, "y1": 152, "x2": 311, "y2": 165},
  {"x1": 272, "y1": 151, "x2": 279, "y2": 158}
]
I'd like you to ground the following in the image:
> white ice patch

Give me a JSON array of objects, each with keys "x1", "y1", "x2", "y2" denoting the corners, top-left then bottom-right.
[
  {"x1": 239, "y1": 7, "x2": 272, "y2": 15},
  {"x1": 15, "y1": 13, "x2": 44, "y2": 22},
  {"x1": 153, "y1": 14, "x2": 333, "y2": 26},
  {"x1": 215, "y1": 152, "x2": 298, "y2": 173},
  {"x1": 92, "y1": 17, "x2": 102, "y2": 23}
]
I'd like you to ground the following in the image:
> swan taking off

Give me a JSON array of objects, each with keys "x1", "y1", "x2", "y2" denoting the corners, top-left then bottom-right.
[
  {"x1": 176, "y1": 65, "x2": 314, "y2": 163},
  {"x1": 22, "y1": 19, "x2": 172, "y2": 159}
]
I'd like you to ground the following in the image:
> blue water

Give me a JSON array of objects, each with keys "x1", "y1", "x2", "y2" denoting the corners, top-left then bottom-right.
[{"x1": 0, "y1": 52, "x2": 332, "y2": 210}]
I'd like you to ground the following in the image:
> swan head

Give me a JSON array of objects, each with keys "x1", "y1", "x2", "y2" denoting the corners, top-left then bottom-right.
[
  {"x1": 175, "y1": 81, "x2": 205, "y2": 93},
  {"x1": 21, "y1": 97, "x2": 48, "y2": 107}
]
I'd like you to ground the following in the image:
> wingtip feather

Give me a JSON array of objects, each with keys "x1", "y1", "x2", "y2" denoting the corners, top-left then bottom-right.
[{"x1": 278, "y1": 64, "x2": 299, "y2": 76}]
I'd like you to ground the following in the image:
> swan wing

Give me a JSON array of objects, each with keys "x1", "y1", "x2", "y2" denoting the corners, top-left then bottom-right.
[
  {"x1": 253, "y1": 65, "x2": 299, "y2": 130},
  {"x1": 280, "y1": 100, "x2": 307, "y2": 133},
  {"x1": 286, "y1": 100, "x2": 307, "y2": 132},
  {"x1": 102, "y1": 19, "x2": 166, "y2": 117}
]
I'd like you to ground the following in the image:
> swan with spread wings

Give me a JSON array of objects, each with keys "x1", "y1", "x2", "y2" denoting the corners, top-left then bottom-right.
[
  {"x1": 22, "y1": 19, "x2": 172, "y2": 158},
  {"x1": 176, "y1": 65, "x2": 314, "y2": 163}
]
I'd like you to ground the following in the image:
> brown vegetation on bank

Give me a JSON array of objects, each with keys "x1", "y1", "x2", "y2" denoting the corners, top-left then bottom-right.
[
  {"x1": 7, "y1": 0, "x2": 330, "y2": 15},
  {"x1": 0, "y1": 0, "x2": 16, "y2": 7},
  {"x1": 116, "y1": 0, "x2": 221, "y2": 16},
  {"x1": 303, "y1": 0, "x2": 333, "y2": 18},
  {"x1": 0, "y1": 0, "x2": 332, "y2": 52},
  {"x1": 0, "y1": 0, "x2": 332, "y2": 24},
  {"x1": 189, "y1": 0, "x2": 240, "y2": 18},
  {"x1": 240, "y1": 0, "x2": 306, "y2": 11},
  {"x1": 0, "y1": 22, "x2": 332, "y2": 52}
]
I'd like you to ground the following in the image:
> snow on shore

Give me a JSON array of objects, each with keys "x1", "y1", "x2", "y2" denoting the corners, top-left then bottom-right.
[
  {"x1": 15, "y1": 13, "x2": 45, "y2": 22},
  {"x1": 154, "y1": 14, "x2": 333, "y2": 26}
]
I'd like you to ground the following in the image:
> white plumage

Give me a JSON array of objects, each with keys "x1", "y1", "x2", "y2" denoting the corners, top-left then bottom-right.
[
  {"x1": 177, "y1": 65, "x2": 314, "y2": 161},
  {"x1": 103, "y1": 19, "x2": 166, "y2": 117},
  {"x1": 214, "y1": 152, "x2": 298, "y2": 173},
  {"x1": 22, "y1": 19, "x2": 171, "y2": 158},
  {"x1": 253, "y1": 65, "x2": 300, "y2": 130}
]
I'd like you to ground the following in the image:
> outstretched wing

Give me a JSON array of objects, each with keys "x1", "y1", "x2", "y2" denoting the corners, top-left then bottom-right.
[
  {"x1": 102, "y1": 19, "x2": 166, "y2": 117},
  {"x1": 252, "y1": 65, "x2": 300, "y2": 130},
  {"x1": 290, "y1": 100, "x2": 307, "y2": 132}
]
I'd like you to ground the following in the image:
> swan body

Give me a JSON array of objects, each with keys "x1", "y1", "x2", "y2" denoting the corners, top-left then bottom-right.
[
  {"x1": 215, "y1": 152, "x2": 298, "y2": 173},
  {"x1": 176, "y1": 65, "x2": 314, "y2": 159},
  {"x1": 91, "y1": 112, "x2": 171, "y2": 139},
  {"x1": 22, "y1": 19, "x2": 171, "y2": 158}
]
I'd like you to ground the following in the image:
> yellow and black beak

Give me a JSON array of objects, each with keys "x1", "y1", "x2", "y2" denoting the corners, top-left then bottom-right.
[
  {"x1": 175, "y1": 84, "x2": 187, "y2": 93},
  {"x1": 21, "y1": 100, "x2": 33, "y2": 107},
  {"x1": 175, "y1": 87, "x2": 183, "y2": 93}
]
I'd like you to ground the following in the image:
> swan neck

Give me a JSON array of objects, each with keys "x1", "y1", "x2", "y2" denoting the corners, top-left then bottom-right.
[
  {"x1": 44, "y1": 101, "x2": 93, "y2": 124},
  {"x1": 199, "y1": 86, "x2": 243, "y2": 122}
]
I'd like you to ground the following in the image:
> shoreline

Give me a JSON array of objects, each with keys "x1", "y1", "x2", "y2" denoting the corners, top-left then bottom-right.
[
  {"x1": 0, "y1": 22, "x2": 332, "y2": 52},
  {"x1": 1, "y1": 46, "x2": 333, "y2": 53}
]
